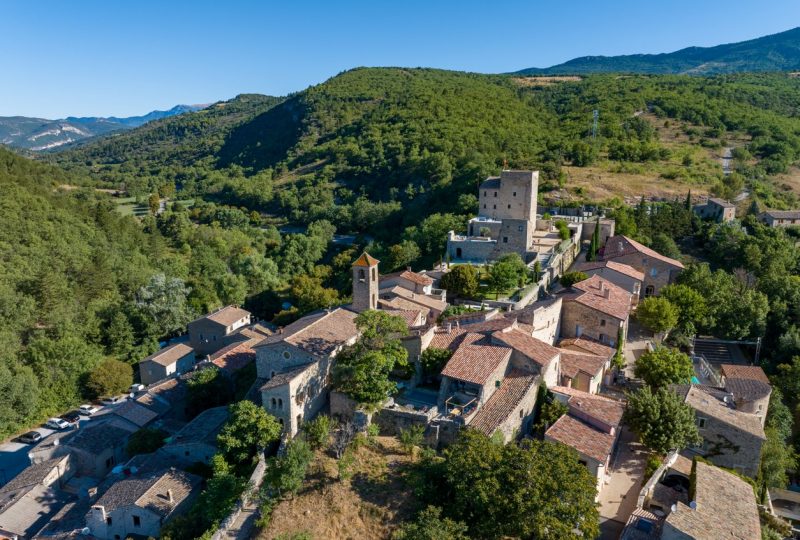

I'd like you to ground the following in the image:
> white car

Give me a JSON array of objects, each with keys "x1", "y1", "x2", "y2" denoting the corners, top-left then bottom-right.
[
  {"x1": 129, "y1": 383, "x2": 146, "y2": 394},
  {"x1": 100, "y1": 395, "x2": 127, "y2": 406},
  {"x1": 46, "y1": 417, "x2": 70, "y2": 430},
  {"x1": 78, "y1": 404, "x2": 100, "y2": 416}
]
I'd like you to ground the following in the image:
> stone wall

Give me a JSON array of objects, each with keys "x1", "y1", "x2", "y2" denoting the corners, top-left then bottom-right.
[{"x1": 561, "y1": 301, "x2": 627, "y2": 346}]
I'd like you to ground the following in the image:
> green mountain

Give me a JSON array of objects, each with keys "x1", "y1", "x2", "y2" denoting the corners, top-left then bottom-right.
[
  {"x1": 517, "y1": 27, "x2": 800, "y2": 75},
  {"x1": 0, "y1": 104, "x2": 206, "y2": 151}
]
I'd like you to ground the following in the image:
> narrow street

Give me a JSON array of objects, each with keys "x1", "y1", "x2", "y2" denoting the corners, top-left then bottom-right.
[{"x1": 598, "y1": 427, "x2": 648, "y2": 537}]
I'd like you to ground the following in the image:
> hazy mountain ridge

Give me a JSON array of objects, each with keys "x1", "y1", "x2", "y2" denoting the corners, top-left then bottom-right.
[
  {"x1": 517, "y1": 26, "x2": 800, "y2": 75},
  {"x1": 0, "y1": 104, "x2": 207, "y2": 151}
]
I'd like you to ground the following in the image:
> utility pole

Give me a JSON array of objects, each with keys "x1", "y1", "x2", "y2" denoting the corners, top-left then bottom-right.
[{"x1": 591, "y1": 109, "x2": 599, "y2": 141}]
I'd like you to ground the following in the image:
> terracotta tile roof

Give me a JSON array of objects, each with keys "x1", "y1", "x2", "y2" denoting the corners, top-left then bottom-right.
[
  {"x1": 663, "y1": 461, "x2": 760, "y2": 540},
  {"x1": 400, "y1": 270, "x2": 434, "y2": 286},
  {"x1": 209, "y1": 341, "x2": 255, "y2": 373},
  {"x1": 378, "y1": 297, "x2": 430, "y2": 317},
  {"x1": 141, "y1": 343, "x2": 194, "y2": 367},
  {"x1": 491, "y1": 329, "x2": 560, "y2": 368},
  {"x1": 761, "y1": 210, "x2": 800, "y2": 220},
  {"x1": 260, "y1": 365, "x2": 310, "y2": 391},
  {"x1": 546, "y1": 414, "x2": 616, "y2": 463},
  {"x1": 551, "y1": 386, "x2": 625, "y2": 427},
  {"x1": 682, "y1": 386, "x2": 765, "y2": 439},
  {"x1": 63, "y1": 423, "x2": 132, "y2": 454},
  {"x1": 167, "y1": 406, "x2": 229, "y2": 446},
  {"x1": 429, "y1": 318, "x2": 517, "y2": 351},
  {"x1": 0, "y1": 457, "x2": 68, "y2": 492},
  {"x1": 352, "y1": 252, "x2": 379, "y2": 267},
  {"x1": 558, "y1": 337, "x2": 616, "y2": 359},
  {"x1": 382, "y1": 308, "x2": 424, "y2": 329},
  {"x1": 95, "y1": 468, "x2": 201, "y2": 517},
  {"x1": 257, "y1": 307, "x2": 359, "y2": 358},
  {"x1": 380, "y1": 286, "x2": 447, "y2": 313},
  {"x1": 602, "y1": 235, "x2": 685, "y2": 269},
  {"x1": 559, "y1": 350, "x2": 607, "y2": 379},
  {"x1": 440, "y1": 333, "x2": 511, "y2": 385},
  {"x1": 101, "y1": 400, "x2": 159, "y2": 427},
  {"x1": 708, "y1": 197, "x2": 735, "y2": 208},
  {"x1": 469, "y1": 369, "x2": 539, "y2": 436},
  {"x1": 573, "y1": 260, "x2": 645, "y2": 282},
  {"x1": 720, "y1": 364, "x2": 770, "y2": 384},
  {"x1": 194, "y1": 305, "x2": 250, "y2": 327},
  {"x1": 725, "y1": 378, "x2": 771, "y2": 401},
  {"x1": 565, "y1": 274, "x2": 633, "y2": 320}
]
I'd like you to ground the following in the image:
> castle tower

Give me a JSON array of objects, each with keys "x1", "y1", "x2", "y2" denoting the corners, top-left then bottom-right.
[{"x1": 352, "y1": 252, "x2": 379, "y2": 312}]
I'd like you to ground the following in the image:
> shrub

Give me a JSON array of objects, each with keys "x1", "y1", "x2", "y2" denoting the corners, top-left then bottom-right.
[{"x1": 302, "y1": 414, "x2": 332, "y2": 450}]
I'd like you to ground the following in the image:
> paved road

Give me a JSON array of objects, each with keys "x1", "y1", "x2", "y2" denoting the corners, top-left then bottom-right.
[
  {"x1": 0, "y1": 414, "x2": 96, "y2": 487},
  {"x1": 599, "y1": 427, "x2": 648, "y2": 523}
]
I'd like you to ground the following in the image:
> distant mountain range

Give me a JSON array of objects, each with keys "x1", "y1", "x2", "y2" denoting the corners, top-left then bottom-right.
[
  {"x1": 0, "y1": 104, "x2": 207, "y2": 151},
  {"x1": 517, "y1": 26, "x2": 800, "y2": 75}
]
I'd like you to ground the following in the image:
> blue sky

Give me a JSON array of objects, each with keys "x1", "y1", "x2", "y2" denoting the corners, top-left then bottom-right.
[{"x1": 3, "y1": 0, "x2": 799, "y2": 118}]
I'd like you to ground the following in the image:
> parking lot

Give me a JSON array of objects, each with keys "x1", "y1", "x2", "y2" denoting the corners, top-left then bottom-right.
[{"x1": 0, "y1": 408, "x2": 101, "y2": 487}]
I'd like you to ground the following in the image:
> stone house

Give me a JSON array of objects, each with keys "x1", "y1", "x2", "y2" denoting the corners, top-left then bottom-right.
[
  {"x1": 545, "y1": 386, "x2": 625, "y2": 496},
  {"x1": 694, "y1": 197, "x2": 736, "y2": 222},
  {"x1": 436, "y1": 332, "x2": 542, "y2": 443},
  {"x1": 660, "y1": 460, "x2": 760, "y2": 540},
  {"x1": 758, "y1": 209, "x2": 800, "y2": 228},
  {"x1": 138, "y1": 343, "x2": 196, "y2": 385},
  {"x1": 601, "y1": 235, "x2": 684, "y2": 296},
  {"x1": 719, "y1": 364, "x2": 771, "y2": 426},
  {"x1": 160, "y1": 406, "x2": 229, "y2": 465},
  {"x1": 447, "y1": 170, "x2": 539, "y2": 262},
  {"x1": 93, "y1": 400, "x2": 160, "y2": 432},
  {"x1": 505, "y1": 296, "x2": 563, "y2": 345},
  {"x1": 30, "y1": 422, "x2": 134, "y2": 479},
  {"x1": 85, "y1": 468, "x2": 201, "y2": 540},
  {"x1": 255, "y1": 307, "x2": 359, "y2": 437},
  {"x1": 380, "y1": 269, "x2": 443, "y2": 299},
  {"x1": 676, "y1": 385, "x2": 765, "y2": 478},
  {"x1": 572, "y1": 260, "x2": 644, "y2": 303},
  {"x1": 558, "y1": 350, "x2": 608, "y2": 394},
  {"x1": 560, "y1": 275, "x2": 632, "y2": 347},
  {"x1": 579, "y1": 217, "x2": 616, "y2": 245},
  {"x1": 188, "y1": 305, "x2": 251, "y2": 356}
]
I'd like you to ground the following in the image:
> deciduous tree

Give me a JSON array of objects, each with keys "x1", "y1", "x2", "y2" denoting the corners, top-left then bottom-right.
[
  {"x1": 634, "y1": 347, "x2": 694, "y2": 387},
  {"x1": 635, "y1": 296, "x2": 679, "y2": 335},
  {"x1": 85, "y1": 359, "x2": 133, "y2": 398},
  {"x1": 625, "y1": 386, "x2": 701, "y2": 453}
]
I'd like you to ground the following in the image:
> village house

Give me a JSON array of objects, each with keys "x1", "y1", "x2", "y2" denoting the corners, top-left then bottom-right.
[
  {"x1": 160, "y1": 405, "x2": 229, "y2": 465},
  {"x1": 29, "y1": 422, "x2": 135, "y2": 479},
  {"x1": 85, "y1": 468, "x2": 201, "y2": 540},
  {"x1": 380, "y1": 269, "x2": 445, "y2": 300},
  {"x1": 138, "y1": 342, "x2": 195, "y2": 385},
  {"x1": 255, "y1": 307, "x2": 360, "y2": 437},
  {"x1": 693, "y1": 197, "x2": 736, "y2": 223},
  {"x1": 674, "y1": 385, "x2": 765, "y2": 478},
  {"x1": 0, "y1": 456, "x2": 75, "y2": 539},
  {"x1": 718, "y1": 364, "x2": 771, "y2": 426},
  {"x1": 560, "y1": 274, "x2": 633, "y2": 347},
  {"x1": 622, "y1": 456, "x2": 761, "y2": 540},
  {"x1": 503, "y1": 296, "x2": 563, "y2": 345},
  {"x1": 758, "y1": 209, "x2": 800, "y2": 228},
  {"x1": 572, "y1": 260, "x2": 644, "y2": 303},
  {"x1": 545, "y1": 386, "x2": 625, "y2": 496},
  {"x1": 601, "y1": 235, "x2": 684, "y2": 296},
  {"x1": 557, "y1": 336, "x2": 616, "y2": 393},
  {"x1": 92, "y1": 400, "x2": 160, "y2": 433},
  {"x1": 188, "y1": 305, "x2": 252, "y2": 356}
]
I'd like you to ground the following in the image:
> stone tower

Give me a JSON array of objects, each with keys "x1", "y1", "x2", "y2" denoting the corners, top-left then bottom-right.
[{"x1": 352, "y1": 252, "x2": 379, "y2": 312}]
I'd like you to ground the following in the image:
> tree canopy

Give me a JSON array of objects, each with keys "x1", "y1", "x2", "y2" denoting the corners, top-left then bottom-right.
[
  {"x1": 625, "y1": 386, "x2": 701, "y2": 454},
  {"x1": 634, "y1": 347, "x2": 694, "y2": 388}
]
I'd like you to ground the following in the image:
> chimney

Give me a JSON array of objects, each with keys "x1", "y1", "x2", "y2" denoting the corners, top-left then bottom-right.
[
  {"x1": 604, "y1": 286, "x2": 611, "y2": 299},
  {"x1": 279, "y1": 328, "x2": 283, "y2": 335},
  {"x1": 446, "y1": 323, "x2": 452, "y2": 334},
  {"x1": 167, "y1": 489, "x2": 174, "y2": 503}
]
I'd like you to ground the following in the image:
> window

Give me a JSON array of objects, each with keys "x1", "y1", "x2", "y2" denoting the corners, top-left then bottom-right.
[
  {"x1": 493, "y1": 191, "x2": 497, "y2": 197},
  {"x1": 271, "y1": 397, "x2": 277, "y2": 408},
  {"x1": 645, "y1": 285, "x2": 655, "y2": 297},
  {"x1": 107, "y1": 517, "x2": 113, "y2": 525},
  {"x1": 518, "y1": 225, "x2": 523, "y2": 232},
  {"x1": 650, "y1": 268, "x2": 658, "y2": 277},
  {"x1": 513, "y1": 191, "x2": 517, "y2": 197},
  {"x1": 133, "y1": 515, "x2": 141, "y2": 527},
  {"x1": 358, "y1": 268, "x2": 365, "y2": 280},
  {"x1": 297, "y1": 414, "x2": 302, "y2": 426},
  {"x1": 278, "y1": 398, "x2": 283, "y2": 409},
  {"x1": 758, "y1": 404, "x2": 763, "y2": 411},
  {"x1": 483, "y1": 191, "x2": 487, "y2": 196},
  {"x1": 503, "y1": 237, "x2": 508, "y2": 243},
  {"x1": 282, "y1": 350, "x2": 291, "y2": 360},
  {"x1": 697, "y1": 417, "x2": 707, "y2": 428},
  {"x1": 600, "y1": 319, "x2": 606, "y2": 327},
  {"x1": 519, "y1": 409, "x2": 523, "y2": 418},
  {"x1": 507, "y1": 204, "x2": 511, "y2": 209},
  {"x1": 372, "y1": 267, "x2": 377, "y2": 280},
  {"x1": 493, "y1": 204, "x2": 496, "y2": 209},
  {"x1": 270, "y1": 370, "x2": 276, "y2": 379},
  {"x1": 483, "y1": 204, "x2": 486, "y2": 209}
]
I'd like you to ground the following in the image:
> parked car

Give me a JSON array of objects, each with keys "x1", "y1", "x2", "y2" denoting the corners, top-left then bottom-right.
[
  {"x1": 100, "y1": 395, "x2": 127, "y2": 406},
  {"x1": 60, "y1": 411, "x2": 81, "y2": 425},
  {"x1": 129, "y1": 383, "x2": 146, "y2": 394},
  {"x1": 78, "y1": 404, "x2": 100, "y2": 416},
  {"x1": 46, "y1": 417, "x2": 70, "y2": 430},
  {"x1": 19, "y1": 431, "x2": 43, "y2": 444}
]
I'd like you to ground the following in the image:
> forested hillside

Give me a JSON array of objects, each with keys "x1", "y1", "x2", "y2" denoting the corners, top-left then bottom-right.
[
  {"x1": 52, "y1": 69, "x2": 800, "y2": 254},
  {"x1": 517, "y1": 26, "x2": 800, "y2": 75}
]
